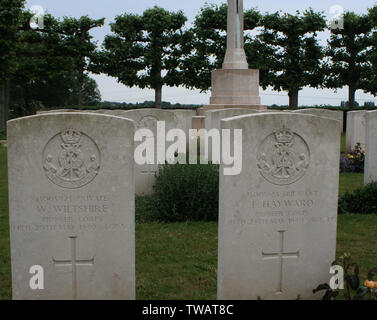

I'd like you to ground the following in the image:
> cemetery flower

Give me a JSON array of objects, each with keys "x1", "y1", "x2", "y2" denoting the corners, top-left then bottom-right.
[
  {"x1": 314, "y1": 254, "x2": 377, "y2": 300},
  {"x1": 364, "y1": 280, "x2": 377, "y2": 289},
  {"x1": 340, "y1": 143, "x2": 365, "y2": 173}
]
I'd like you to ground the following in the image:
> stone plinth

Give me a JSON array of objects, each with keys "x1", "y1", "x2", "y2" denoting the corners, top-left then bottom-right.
[
  {"x1": 192, "y1": 116, "x2": 206, "y2": 131},
  {"x1": 210, "y1": 69, "x2": 261, "y2": 105}
]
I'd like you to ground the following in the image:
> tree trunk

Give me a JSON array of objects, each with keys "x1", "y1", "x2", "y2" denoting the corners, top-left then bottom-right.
[
  {"x1": 155, "y1": 84, "x2": 162, "y2": 109},
  {"x1": 348, "y1": 85, "x2": 356, "y2": 110},
  {"x1": 153, "y1": 67, "x2": 162, "y2": 109},
  {"x1": 78, "y1": 67, "x2": 84, "y2": 109},
  {"x1": 288, "y1": 89, "x2": 299, "y2": 110},
  {"x1": 77, "y1": 30, "x2": 87, "y2": 110},
  {"x1": 0, "y1": 80, "x2": 10, "y2": 133}
]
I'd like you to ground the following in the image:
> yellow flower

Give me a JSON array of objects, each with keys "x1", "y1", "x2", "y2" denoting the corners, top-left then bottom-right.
[{"x1": 364, "y1": 280, "x2": 377, "y2": 289}]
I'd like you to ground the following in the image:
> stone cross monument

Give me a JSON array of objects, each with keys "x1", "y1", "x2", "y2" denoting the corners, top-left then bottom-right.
[
  {"x1": 223, "y1": 0, "x2": 248, "y2": 69},
  {"x1": 199, "y1": 0, "x2": 265, "y2": 114}
]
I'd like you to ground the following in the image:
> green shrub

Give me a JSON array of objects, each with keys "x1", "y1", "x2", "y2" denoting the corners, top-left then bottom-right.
[
  {"x1": 152, "y1": 163, "x2": 219, "y2": 222},
  {"x1": 339, "y1": 182, "x2": 377, "y2": 214},
  {"x1": 135, "y1": 195, "x2": 157, "y2": 223},
  {"x1": 0, "y1": 129, "x2": 6, "y2": 141}
]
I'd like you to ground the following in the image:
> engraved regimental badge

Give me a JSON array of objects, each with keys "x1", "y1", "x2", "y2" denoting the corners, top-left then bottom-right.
[
  {"x1": 257, "y1": 128, "x2": 310, "y2": 185},
  {"x1": 42, "y1": 129, "x2": 101, "y2": 189}
]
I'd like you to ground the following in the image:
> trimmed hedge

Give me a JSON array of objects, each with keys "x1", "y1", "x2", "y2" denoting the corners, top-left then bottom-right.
[
  {"x1": 152, "y1": 163, "x2": 219, "y2": 222},
  {"x1": 338, "y1": 182, "x2": 377, "y2": 214}
]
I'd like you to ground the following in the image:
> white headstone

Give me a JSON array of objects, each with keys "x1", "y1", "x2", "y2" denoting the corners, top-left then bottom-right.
[
  {"x1": 37, "y1": 109, "x2": 79, "y2": 114},
  {"x1": 8, "y1": 113, "x2": 135, "y2": 300},
  {"x1": 205, "y1": 108, "x2": 260, "y2": 131},
  {"x1": 119, "y1": 109, "x2": 177, "y2": 195},
  {"x1": 204, "y1": 109, "x2": 260, "y2": 162},
  {"x1": 346, "y1": 110, "x2": 367, "y2": 153},
  {"x1": 365, "y1": 110, "x2": 377, "y2": 184},
  {"x1": 292, "y1": 109, "x2": 344, "y2": 131},
  {"x1": 94, "y1": 110, "x2": 127, "y2": 116},
  {"x1": 218, "y1": 112, "x2": 340, "y2": 300},
  {"x1": 171, "y1": 109, "x2": 197, "y2": 145}
]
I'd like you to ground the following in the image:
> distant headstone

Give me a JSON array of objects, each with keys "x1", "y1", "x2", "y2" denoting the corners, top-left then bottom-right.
[
  {"x1": 171, "y1": 109, "x2": 197, "y2": 145},
  {"x1": 365, "y1": 111, "x2": 377, "y2": 184},
  {"x1": 8, "y1": 113, "x2": 135, "y2": 300},
  {"x1": 204, "y1": 109, "x2": 259, "y2": 162},
  {"x1": 218, "y1": 112, "x2": 340, "y2": 300},
  {"x1": 93, "y1": 110, "x2": 127, "y2": 116},
  {"x1": 346, "y1": 110, "x2": 366, "y2": 153},
  {"x1": 37, "y1": 109, "x2": 78, "y2": 114},
  {"x1": 292, "y1": 109, "x2": 344, "y2": 131},
  {"x1": 205, "y1": 109, "x2": 260, "y2": 131},
  {"x1": 119, "y1": 109, "x2": 176, "y2": 195}
]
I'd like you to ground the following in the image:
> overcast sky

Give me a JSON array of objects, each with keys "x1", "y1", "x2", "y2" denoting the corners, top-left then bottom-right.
[{"x1": 25, "y1": 0, "x2": 377, "y2": 106}]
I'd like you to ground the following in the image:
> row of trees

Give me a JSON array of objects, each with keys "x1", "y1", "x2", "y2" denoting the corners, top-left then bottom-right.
[
  {"x1": 0, "y1": 0, "x2": 103, "y2": 131},
  {"x1": 2, "y1": 2, "x2": 377, "y2": 131},
  {"x1": 100, "y1": 5, "x2": 377, "y2": 110}
]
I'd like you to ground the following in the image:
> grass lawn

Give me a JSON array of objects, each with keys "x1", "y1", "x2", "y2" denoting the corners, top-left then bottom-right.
[
  {"x1": 339, "y1": 173, "x2": 364, "y2": 195},
  {"x1": 0, "y1": 145, "x2": 376, "y2": 300},
  {"x1": 0, "y1": 145, "x2": 10, "y2": 300}
]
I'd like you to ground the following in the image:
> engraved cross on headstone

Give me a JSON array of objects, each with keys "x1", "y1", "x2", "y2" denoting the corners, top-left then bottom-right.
[
  {"x1": 53, "y1": 236, "x2": 94, "y2": 300},
  {"x1": 262, "y1": 230, "x2": 300, "y2": 293}
]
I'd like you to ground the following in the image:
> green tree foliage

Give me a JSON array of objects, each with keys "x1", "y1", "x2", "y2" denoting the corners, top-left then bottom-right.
[
  {"x1": 257, "y1": 10, "x2": 326, "y2": 109},
  {"x1": 58, "y1": 16, "x2": 104, "y2": 107},
  {"x1": 11, "y1": 72, "x2": 101, "y2": 116},
  {"x1": 363, "y1": 6, "x2": 377, "y2": 97},
  {"x1": 9, "y1": 12, "x2": 102, "y2": 115},
  {"x1": 182, "y1": 3, "x2": 261, "y2": 92},
  {"x1": 12, "y1": 13, "x2": 70, "y2": 114},
  {"x1": 326, "y1": 12, "x2": 372, "y2": 109},
  {"x1": 98, "y1": 6, "x2": 190, "y2": 108},
  {"x1": 0, "y1": 0, "x2": 25, "y2": 131}
]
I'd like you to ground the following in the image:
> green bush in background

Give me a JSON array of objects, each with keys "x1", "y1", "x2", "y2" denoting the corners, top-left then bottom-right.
[
  {"x1": 152, "y1": 162, "x2": 219, "y2": 222},
  {"x1": 339, "y1": 182, "x2": 377, "y2": 214}
]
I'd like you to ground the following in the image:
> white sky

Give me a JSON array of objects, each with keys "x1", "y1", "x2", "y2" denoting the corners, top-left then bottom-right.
[{"x1": 25, "y1": 0, "x2": 377, "y2": 106}]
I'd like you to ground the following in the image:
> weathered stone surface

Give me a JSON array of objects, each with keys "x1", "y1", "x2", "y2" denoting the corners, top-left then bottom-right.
[
  {"x1": 210, "y1": 69, "x2": 261, "y2": 105},
  {"x1": 93, "y1": 110, "x2": 128, "y2": 116},
  {"x1": 223, "y1": 0, "x2": 248, "y2": 70},
  {"x1": 292, "y1": 109, "x2": 344, "y2": 131},
  {"x1": 37, "y1": 109, "x2": 79, "y2": 114},
  {"x1": 218, "y1": 112, "x2": 340, "y2": 300},
  {"x1": 198, "y1": 104, "x2": 266, "y2": 116},
  {"x1": 8, "y1": 113, "x2": 135, "y2": 300},
  {"x1": 205, "y1": 109, "x2": 260, "y2": 131},
  {"x1": 365, "y1": 110, "x2": 377, "y2": 184},
  {"x1": 171, "y1": 109, "x2": 197, "y2": 145},
  {"x1": 192, "y1": 116, "x2": 206, "y2": 131},
  {"x1": 204, "y1": 109, "x2": 259, "y2": 162},
  {"x1": 206, "y1": 0, "x2": 263, "y2": 111},
  {"x1": 119, "y1": 109, "x2": 176, "y2": 195},
  {"x1": 346, "y1": 110, "x2": 367, "y2": 153}
]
